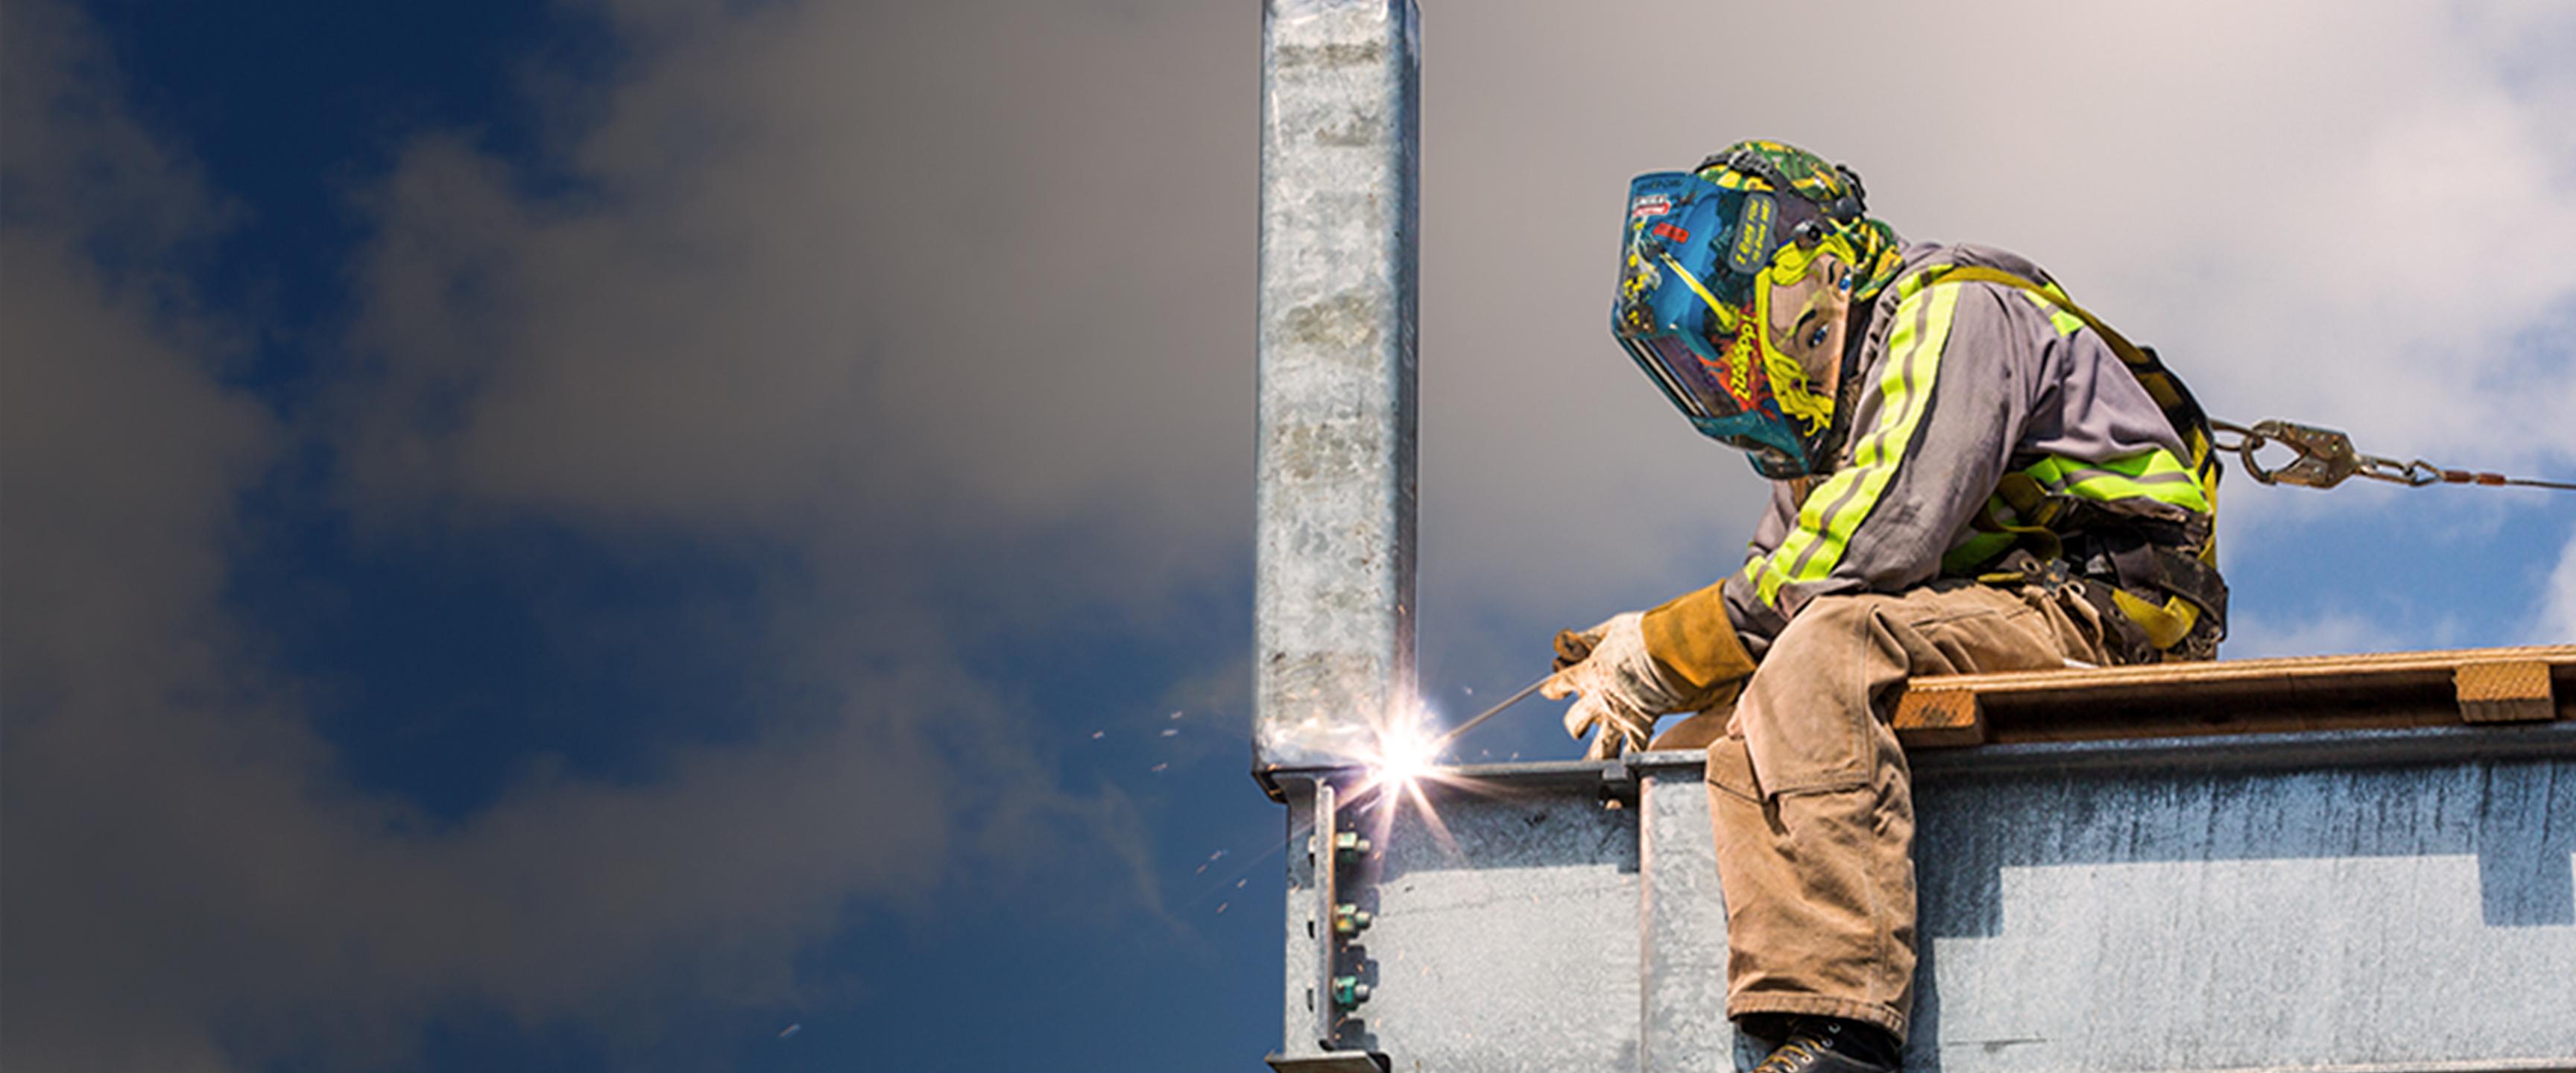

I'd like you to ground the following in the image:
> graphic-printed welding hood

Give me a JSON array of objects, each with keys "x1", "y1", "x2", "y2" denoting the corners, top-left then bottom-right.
[{"x1": 1611, "y1": 141, "x2": 1901, "y2": 478}]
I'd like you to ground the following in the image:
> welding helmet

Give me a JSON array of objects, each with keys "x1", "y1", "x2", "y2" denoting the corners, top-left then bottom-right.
[{"x1": 1611, "y1": 142, "x2": 1898, "y2": 478}]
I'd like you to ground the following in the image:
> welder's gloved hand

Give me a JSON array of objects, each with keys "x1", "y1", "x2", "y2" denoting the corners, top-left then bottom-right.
[{"x1": 1542, "y1": 612, "x2": 1698, "y2": 761}]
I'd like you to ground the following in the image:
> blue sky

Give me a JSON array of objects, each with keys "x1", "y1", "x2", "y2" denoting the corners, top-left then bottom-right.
[{"x1": 4, "y1": 1, "x2": 2573, "y2": 1071}]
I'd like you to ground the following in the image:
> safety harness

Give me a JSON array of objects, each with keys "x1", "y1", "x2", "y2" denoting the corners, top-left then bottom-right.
[{"x1": 1904, "y1": 265, "x2": 2230, "y2": 662}]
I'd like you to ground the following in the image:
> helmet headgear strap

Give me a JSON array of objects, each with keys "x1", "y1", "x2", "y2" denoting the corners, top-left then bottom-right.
[{"x1": 1695, "y1": 145, "x2": 1869, "y2": 224}]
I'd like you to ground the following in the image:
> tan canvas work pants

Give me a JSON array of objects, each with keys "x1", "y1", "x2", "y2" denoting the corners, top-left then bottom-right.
[{"x1": 1673, "y1": 580, "x2": 2118, "y2": 1041}]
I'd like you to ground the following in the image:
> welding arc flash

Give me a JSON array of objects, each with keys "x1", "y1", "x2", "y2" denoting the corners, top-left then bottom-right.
[{"x1": 1368, "y1": 724, "x2": 1439, "y2": 789}]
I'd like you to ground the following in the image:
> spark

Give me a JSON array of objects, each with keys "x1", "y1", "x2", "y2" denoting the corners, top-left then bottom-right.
[
  {"x1": 1345, "y1": 698, "x2": 1446, "y2": 802},
  {"x1": 1150, "y1": 762, "x2": 1169, "y2": 773},
  {"x1": 1091, "y1": 730, "x2": 1105, "y2": 740},
  {"x1": 777, "y1": 1023, "x2": 801, "y2": 1039},
  {"x1": 1336, "y1": 695, "x2": 1487, "y2": 862},
  {"x1": 1160, "y1": 728, "x2": 1178, "y2": 738},
  {"x1": 1365, "y1": 721, "x2": 1440, "y2": 791},
  {"x1": 1169, "y1": 710, "x2": 1185, "y2": 720}
]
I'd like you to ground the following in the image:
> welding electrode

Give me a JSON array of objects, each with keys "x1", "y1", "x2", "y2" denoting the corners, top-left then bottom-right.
[{"x1": 1433, "y1": 674, "x2": 1553, "y2": 751}]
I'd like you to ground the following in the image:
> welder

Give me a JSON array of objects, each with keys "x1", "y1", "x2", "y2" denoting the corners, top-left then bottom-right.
[{"x1": 1543, "y1": 140, "x2": 2227, "y2": 1072}]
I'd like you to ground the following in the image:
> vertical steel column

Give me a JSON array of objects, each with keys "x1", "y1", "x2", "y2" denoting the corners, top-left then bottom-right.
[
  {"x1": 1254, "y1": 0, "x2": 1421, "y2": 781},
  {"x1": 1258, "y1": 4, "x2": 1415, "y2": 1069}
]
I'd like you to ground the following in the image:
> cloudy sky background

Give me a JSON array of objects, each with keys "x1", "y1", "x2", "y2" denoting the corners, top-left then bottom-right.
[{"x1": 4, "y1": 1, "x2": 2575, "y2": 1069}]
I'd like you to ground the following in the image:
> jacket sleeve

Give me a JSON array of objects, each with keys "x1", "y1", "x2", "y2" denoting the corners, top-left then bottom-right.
[{"x1": 1720, "y1": 279, "x2": 2046, "y2": 650}]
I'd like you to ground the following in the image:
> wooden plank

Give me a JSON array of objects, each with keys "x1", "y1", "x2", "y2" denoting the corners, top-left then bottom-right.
[
  {"x1": 1892, "y1": 684, "x2": 1986, "y2": 747},
  {"x1": 2455, "y1": 659, "x2": 2554, "y2": 724},
  {"x1": 1891, "y1": 645, "x2": 2576, "y2": 748},
  {"x1": 1904, "y1": 645, "x2": 2575, "y2": 699}
]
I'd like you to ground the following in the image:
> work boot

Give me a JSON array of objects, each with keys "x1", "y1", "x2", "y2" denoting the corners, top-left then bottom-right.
[{"x1": 1748, "y1": 1017, "x2": 1901, "y2": 1072}]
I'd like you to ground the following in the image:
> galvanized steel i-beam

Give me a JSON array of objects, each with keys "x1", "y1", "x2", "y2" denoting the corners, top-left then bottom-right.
[
  {"x1": 1279, "y1": 726, "x2": 2576, "y2": 1072},
  {"x1": 1254, "y1": 0, "x2": 1421, "y2": 785}
]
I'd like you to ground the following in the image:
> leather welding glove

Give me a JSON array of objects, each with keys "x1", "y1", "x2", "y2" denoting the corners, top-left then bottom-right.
[{"x1": 1543, "y1": 612, "x2": 1699, "y2": 761}]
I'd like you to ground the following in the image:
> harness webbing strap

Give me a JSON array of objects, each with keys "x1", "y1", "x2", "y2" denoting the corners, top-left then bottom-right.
[
  {"x1": 1895, "y1": 264, "x2": 2228, "y2": 658},
  {"x1": 1916, "y1": 266, "x2": 2222, "y2": 492}
]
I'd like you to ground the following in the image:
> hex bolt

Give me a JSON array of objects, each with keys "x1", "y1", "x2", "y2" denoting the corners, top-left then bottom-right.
[
  {"x1": 1333, "y1": 831, "x2": 1371, "y2": 862},
  {"x1": 1333, "y1": 903, "x2": 1374, "y2": 936},
  {"x1": 1331, "y1": 975, "x2": 1371, "y2": 1007}
]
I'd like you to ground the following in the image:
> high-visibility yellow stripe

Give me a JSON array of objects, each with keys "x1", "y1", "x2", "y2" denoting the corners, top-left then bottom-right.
[
  {"x1": 2024, "y1": 450, "x2": 2210, "y2": 513},
  {"x1": 1940, "y1": 449, "x2": 2212, "y2": 576},
  {"x1": 2018, "y1": 290, "x2": 2086, "y2": 336},
  {"x1": 1942, "y1": 530, "x2": 2018, "y2": 573},
  {"x1": 1889, "y1": 265, "x2": 1945, "y2": 306},
  {"x1": 1750, "y1": 280, "x2": 1963, "y2": 606}
]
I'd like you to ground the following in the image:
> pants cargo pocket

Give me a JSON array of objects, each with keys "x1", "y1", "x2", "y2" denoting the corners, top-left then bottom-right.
[
  {"x1": 1893, "y1": 583, "x2": 2068, "y2": 677},
  {"x1": 1705, "y1": 735, "x2": 1764, "y2": 803}
]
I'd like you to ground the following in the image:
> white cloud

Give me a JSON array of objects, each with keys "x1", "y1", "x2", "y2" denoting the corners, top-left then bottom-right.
[
  {"x1": 340, "y1": 1, "x2": 1258, "y2": 576},
  {"x1": 2221, "y1": 609, "x2": 2425, "y2": 660},
  {"x1": 2534, "y1": 528, "x2": 2576, "y2": 644},
  {"x1": 328, "y1": 1, "x2": 2576, "y2": 639},
  {"x1": 1, "y1": 4, "x2": 1164, "y2": 1070}
]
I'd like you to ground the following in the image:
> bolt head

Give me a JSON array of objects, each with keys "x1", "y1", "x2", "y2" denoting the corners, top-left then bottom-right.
[{"x1": 1330, "y1": 975, "x2": 1371, "y2": 1007}]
